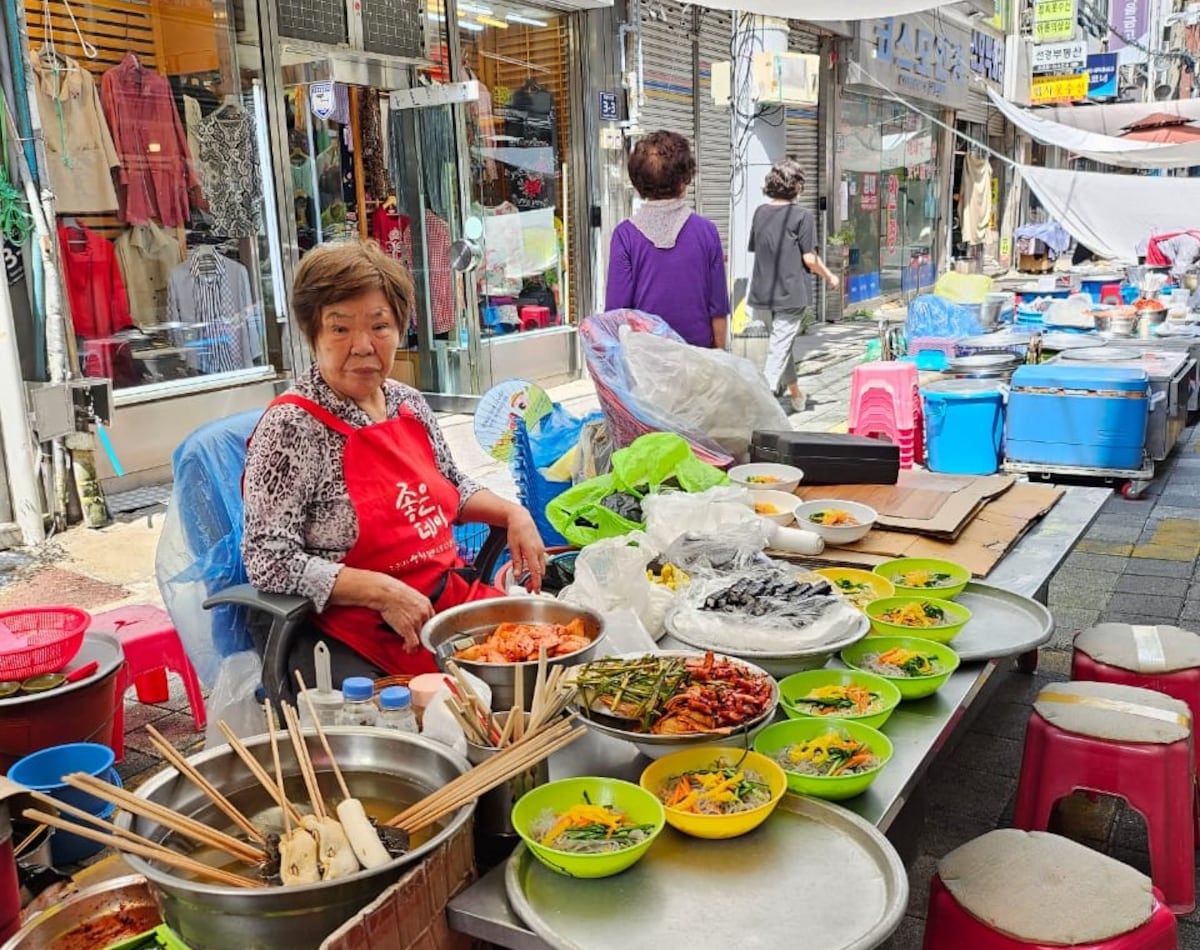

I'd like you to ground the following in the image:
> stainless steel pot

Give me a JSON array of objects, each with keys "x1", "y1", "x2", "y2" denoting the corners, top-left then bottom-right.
[
  {"x1": 421, "y1": 598, "x2": 605, "y2": 711},
  {"x1": 118, "y1": 730, "x2": 472, "y2": 950},
  {"x1": 1136, "y1": 306, "x2": 1168, "y2": 339},
  {"x1": 946, "y1": 353, "x2": 1021, "y2": 380},
  {"x1": 1093, "y1": 311, "x2": 1136, "y2": 337},
  {"x1": 1, "y1": 875, "x2": 159, "y2": 949}
]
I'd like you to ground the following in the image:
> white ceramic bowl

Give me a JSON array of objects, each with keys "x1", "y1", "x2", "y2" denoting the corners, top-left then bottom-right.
[
  {"x1": 748, "y1": 490, "x2": 799, "y2": 526},
  {"x1": 728, "y1": 463, "x2": 803, "y2": 493},
  {"x1": 792, "y1": 499, "x2": 878, "y2": 545}
]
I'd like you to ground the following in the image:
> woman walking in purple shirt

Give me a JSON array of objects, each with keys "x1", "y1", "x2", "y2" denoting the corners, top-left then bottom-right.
[{"x1": 604, "y1": 131, "x2": 730, "y2": 348}]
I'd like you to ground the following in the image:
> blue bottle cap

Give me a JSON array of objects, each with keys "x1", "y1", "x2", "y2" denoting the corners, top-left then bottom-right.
[
  {"x1": 379, "y1": 685, "x2": 412, "y2": 710},
  {"x1": 342, "y1": 677, "x2": 374, "y2": 702}
]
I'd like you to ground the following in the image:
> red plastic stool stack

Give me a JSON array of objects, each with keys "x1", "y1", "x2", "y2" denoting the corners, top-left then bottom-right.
[
  {"x1": 88, "y1": 605, "x2": 207, "y2": 761},
  {"x1": 1100, "y1": 283, "x2": 1124, "y2": 306},
  {"x1": 924, "y1": 829, "x2": 1177, "y2": 948},
  {"x1": 848, "y1": 362, "x2": 924, "y2": 468},
  {"x1": 1012, "y1": 680, "x2": 1195, "y2": 914},
  {"x1": 518, "y1": 305, "x2": 551, "y2": 332}
]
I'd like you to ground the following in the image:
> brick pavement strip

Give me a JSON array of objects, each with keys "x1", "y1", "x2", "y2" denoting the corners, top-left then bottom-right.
[
  {"x1": 1114, "y1": 573, "x2": 1190, "y2": 598},
  {"x1": 1104, "y1": 591, "x2": 1185, "y2": 617},
  {"x1": 1121, "y1": 557, "x2": 1195, "y2": 578}
]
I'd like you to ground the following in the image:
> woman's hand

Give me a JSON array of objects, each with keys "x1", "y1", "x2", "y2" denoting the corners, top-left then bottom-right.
[
  {"x1": 506, "y1": 508, "x2": 547, "y2": 592},
  {"x1": 826, "y1": 273, "x2": 841, "y2": 291},
  {"x1": 378, "y1": 578, "x2": 435, "y2": 652}
]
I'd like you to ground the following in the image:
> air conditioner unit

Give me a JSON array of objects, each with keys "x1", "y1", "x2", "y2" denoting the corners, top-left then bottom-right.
[{"x1": 751, "y1": 51, "x2": 820, "y2": 106}]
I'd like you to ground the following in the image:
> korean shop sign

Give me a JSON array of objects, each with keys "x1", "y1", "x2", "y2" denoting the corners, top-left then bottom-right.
[
  {"x1": 1030, "y1": 72, "x2": 1088, "y2": 103},
  {"x1": 1087, "y1": 52, "x2": 1119, "y2": 98},
  {"x1": 850, "y1": 14, "x2": 970, "y2": 109},
  {"x1": 970, "y1": 28, "x2": 1005, "y2": 86},
  {"x1": 1033, "y1": 0, "x2": 1076, "y2": 42},
  {"x1": 1031, "y1": 39, "x2": 1087, "y2": 75}
]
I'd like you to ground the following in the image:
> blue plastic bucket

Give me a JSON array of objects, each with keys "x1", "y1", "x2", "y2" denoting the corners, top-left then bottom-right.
[
  {"x1": 8, "y1": 742, "x2": 115, "y2": 812},
  {"x1": 922, "y1": 380, "x2": 1006, "y2": 475},
  {"x1": 47, "y1": 768, "x2": 122, "y2": 866}
]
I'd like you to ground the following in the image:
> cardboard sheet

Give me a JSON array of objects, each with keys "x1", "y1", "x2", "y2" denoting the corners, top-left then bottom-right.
[
  {"x1": 779, "y1": 482, "x2": 1065, "y2": 578},
  {"x1": 796, "y1": 471, "x2": 1017, "y2": 540}
]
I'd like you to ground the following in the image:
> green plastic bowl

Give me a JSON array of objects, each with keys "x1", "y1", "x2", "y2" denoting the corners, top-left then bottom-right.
[
  {"x1": 873, "y1": 557, "x2": 971, "y2": 600},
  {"x1": 753, "y1": 718, "x2": 893, "y2": 800},
  {"x1": 864, "y1": 596, "x2": 972, "y2": 643},
  {"x1": 840, "y1": 635, "x2": 961, "y2": 701},
  {"x1": 511, "y1": 777, "x2": 665, "y2": 878},
  {"x1": 777, "y1": 668, "x2": 902, "y2": 729}
]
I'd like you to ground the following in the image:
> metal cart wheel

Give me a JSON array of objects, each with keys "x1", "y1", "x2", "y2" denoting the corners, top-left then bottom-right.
[
  {"x1": 1016, "y1": 649, "x2": 1039, "y2": 673},
  {"x1": 1120, "y1": 480, "x2": 1150, "y2": 500}
]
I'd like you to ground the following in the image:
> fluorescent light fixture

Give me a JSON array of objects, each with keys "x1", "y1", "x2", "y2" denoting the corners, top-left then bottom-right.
[
  {"x1": 475, "y1": 13, "x2": 508, "y2": 27},
  {"x1": 459, "y1": 19, "x2": 485, "y2": 30},
  {"x1": 427, "y1": 12, "x2": 445, "y2": 20},
  {"x1": 459, "y1": 2, "x2": 493, "y2": 13},
  {"x1": 505, "y1": 12, "x2": 548, "y2": 26}
]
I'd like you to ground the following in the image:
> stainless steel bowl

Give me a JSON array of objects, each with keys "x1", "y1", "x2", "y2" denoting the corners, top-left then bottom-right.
[
  {"x1": 420, "y1": 598, "x2": 605, "y2": 711},
  {"x1": 1093, "y1": 311, "x2": 1136, "y2": 337},
  {"x1": 118, "y1": 730, "x2": 472, "y2": 950},
  {"x1": 569, "y1": 651, "x2": 781, "y2": 760},
  {"x1": 946, "y1": 353, "x2": 1021, "y2": 379},
  {"x1": 1, "y1": 875, "x2": 159, "y2": 949}
]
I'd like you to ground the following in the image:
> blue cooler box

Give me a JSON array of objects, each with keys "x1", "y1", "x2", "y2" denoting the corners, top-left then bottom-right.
[{"x1": 1005, "y1": 364, "x2": 1150, "y2": 470}]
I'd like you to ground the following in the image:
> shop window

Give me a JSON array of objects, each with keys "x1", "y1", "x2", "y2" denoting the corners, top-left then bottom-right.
[
  {"x1": 27, "y1": 0, "x2": 280, "y2": 394},
  {"x1": 836, "y1": 92, "x2": 939, "y2": 305},
  {"x1": 451, "y1": 2, "x2": 576, "y2": 336}
]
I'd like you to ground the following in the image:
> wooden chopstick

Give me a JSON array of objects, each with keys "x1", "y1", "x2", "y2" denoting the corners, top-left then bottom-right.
[
  {"x1": 65, "y1": 774, "x2": 263, "y2": 865},
  {"x1": 144, "y1": 725, "x2": 266, "y2": 846},
  {"x1": 264, "y1": 702, "x2": 292, "y2": 836},
  {"x1": 22, "y1": 808, "x2": 263, "y2": 889},
  {"x1": 282, "y1": 703, "x2": 326, "y2": 820},
  {"x1": 294, "y1": 671, "x2": 353, "y2": 802},
  {"x1": 217, "y1": 721, "x2": 304, "y2": 826},
  {"x1": 13, "y1": 823, "x2": 46, "y2": 859}
]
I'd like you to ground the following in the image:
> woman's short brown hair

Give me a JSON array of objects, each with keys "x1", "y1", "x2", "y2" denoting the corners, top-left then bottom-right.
[
  {"x1": 291, "y1": 241, "x2": 415, "y2": 348},
  {"x1": 763, "y1": 158, "x2": 806, "y2": 201},
  {"x1": 628, "y1": 130, "x2": 696, "y2": 200}
]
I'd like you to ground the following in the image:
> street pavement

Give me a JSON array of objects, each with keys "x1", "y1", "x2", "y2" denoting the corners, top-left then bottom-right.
[{"x1": 1, "y1": 319, "x2": 1199, "y2": 946}]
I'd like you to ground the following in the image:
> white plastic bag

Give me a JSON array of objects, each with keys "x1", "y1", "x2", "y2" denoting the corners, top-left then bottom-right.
[
  {"x1": 421, "y1": 668, "x2": 492, "y2": 758},
  {"x1": 204, "y1": 650, "x2": 267, "y2": 749},
  {"x1": 622, "y1": 331, "x2": 790, "y2": 459},
  {"x1": 642, "y1": 486, "x2": 770, "y2": 555},
  {"x1": 558, "y1": 532, "x2": 676, "y2": 640}
]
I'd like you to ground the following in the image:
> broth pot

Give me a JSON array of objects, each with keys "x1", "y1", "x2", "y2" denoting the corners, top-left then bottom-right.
[{"x1": 118, "y1": 729, "x2": 472, "y2": 950}]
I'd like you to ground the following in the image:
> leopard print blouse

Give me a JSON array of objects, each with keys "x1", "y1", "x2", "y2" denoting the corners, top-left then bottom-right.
[{"x1": 241, "y1": 363, "x2": 483, "y2": 610}]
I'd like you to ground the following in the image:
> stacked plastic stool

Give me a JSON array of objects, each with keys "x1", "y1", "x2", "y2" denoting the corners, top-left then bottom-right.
[
  {"x1": 88, "y1": 604, "x2": 208, "y2": 762},
  {"x1": 1012, "y1": 680, "x2": 1195, "y2": 914},
  {"x1": 848, "y1": 362, "x2": 924, "y2": 468},
  {"x1": 924, "y1": 829, "x2": 1177, "y2": 949}
]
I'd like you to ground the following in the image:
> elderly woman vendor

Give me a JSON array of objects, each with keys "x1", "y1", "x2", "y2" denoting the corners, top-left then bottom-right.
[{"x1": 242, "y1": 241, "x2": 546, "y2": 680}]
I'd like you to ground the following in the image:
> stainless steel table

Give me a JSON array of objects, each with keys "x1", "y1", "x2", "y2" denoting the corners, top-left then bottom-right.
[{"x1": 448, "y1": 485, "x2": 1112, "y2": 949}]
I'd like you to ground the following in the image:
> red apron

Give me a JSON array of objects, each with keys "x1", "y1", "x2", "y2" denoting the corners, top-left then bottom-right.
[{"x1": 262, "y1": 394, "x2": 502, "y2": 676}]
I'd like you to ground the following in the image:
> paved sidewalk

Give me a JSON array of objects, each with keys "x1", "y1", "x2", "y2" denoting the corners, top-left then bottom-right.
[{"x1": 0, "y1": 322, "x2": 1197, "y2": 946}]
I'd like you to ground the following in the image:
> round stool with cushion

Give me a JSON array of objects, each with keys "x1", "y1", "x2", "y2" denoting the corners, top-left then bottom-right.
[
  {"x1": 1072, "y1": 623, "x2": 1200, "y2": 725},
  {"x1": 924, "y1": 829, "x2": 1177, "y2": 949},
  {"x1": 1013, "y1": 680, "x2": 1195, "y2": 913}
]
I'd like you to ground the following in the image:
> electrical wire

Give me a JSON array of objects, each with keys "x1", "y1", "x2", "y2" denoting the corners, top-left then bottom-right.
[{"x1": 0, "y1": 90, "x2": 34, "y2": 247}]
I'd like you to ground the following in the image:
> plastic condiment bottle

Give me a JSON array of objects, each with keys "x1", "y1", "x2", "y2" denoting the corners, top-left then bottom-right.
[
  {"x1": 378, "y1": 686, "x2": 419, "y2": 734},
  {"x1": 336, "y1": 677, "x2": 378, "y2": 728}
]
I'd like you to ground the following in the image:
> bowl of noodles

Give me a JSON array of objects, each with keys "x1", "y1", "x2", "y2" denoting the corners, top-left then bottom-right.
[
  {"x1": 777, "y1": 668, "x2": 901, "y2": 729},
  {"x1": 873, "y1": 557, "x2": 970, "y2": 600},
  {"x1": 864, "y1": 596, "x2": 972, "y2": 643},
  {"x1": 639, "y1": 748, "x2": 787, "y2": 839},
  {"x1": 511, "y1": 777, "x2": 665, "y2": 878},
  {"x1": 840, "y1": 635, "x2": 961, "y2": 700},
  {"x1": 815, "y1": 568, "x2": 895, "y2": 610},
  {"x1": 753, "y1": 718, "x2": 893, "y2": 800}
]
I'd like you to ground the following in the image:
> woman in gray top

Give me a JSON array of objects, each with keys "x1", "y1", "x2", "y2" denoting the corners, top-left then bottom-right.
[{"x1": 748, "y1": 158, "x2": 839, "y2": 412}]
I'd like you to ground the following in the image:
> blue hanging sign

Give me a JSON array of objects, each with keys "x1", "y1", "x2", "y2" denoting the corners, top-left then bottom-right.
[
  {"x1": 1087, "y1": 53, "x2": 1119, "y2": 99},
  {"x1": 598, "y1": 91, "x2": 619, "y2": 122}
]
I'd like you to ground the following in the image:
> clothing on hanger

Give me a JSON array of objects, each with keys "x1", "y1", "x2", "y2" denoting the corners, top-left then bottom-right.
[
  {"x1": 166, "y1": 248, "x2": 260, "y2": 373},
  {"x1": 194, "y1": 103, "x2": 263, "y2": 238},
  {"x1": 115, "y1": 221, "x2": 183, "y2": 328},
  {"x1": 57, "y1": 221, "x2": 133, "y2": 339}
]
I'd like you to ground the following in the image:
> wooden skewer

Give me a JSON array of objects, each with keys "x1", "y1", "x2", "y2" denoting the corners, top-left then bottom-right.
[
  {"x1": 514, "y1": 664, "x2": 525, "y2": 717},
  {"x1": 13, "y1": 823, "x2": 46, "y2": 859},
  {"x1": 295, "y1": 671, "x2": 353, "y2": 802},
  {"x1": 264, "y1": 702, "x2": 292, "y2": 836},
  {"x1": 144, "y1": 725, "x2": 266, "y2": 846},
  {"x1": 445, "y1": 661, "x2": 499, "y2": 743},
  {"x1": 23, "y1": 808, "x2": 263, "y2": 889},
  {"x1": 65, "y1": 774, "x2": 264, "y2": 866},
  {"x1": 28, "y1": 790, "x2": 156, "y2": 852},
  {"x1": 281, "y1": 703, "x2": 326, "y2": 820},
  {"x1": 498, "y1": 705, "x2": 520, "y2": 748},
  {"x1": 446, "y1": 698, "x2": 488, "y2": 746},
  {"x1": 531, "y1": 643, "x2": 549, "y2": 725},
  {"x1": 216, "y1": 721, "x2": 304, "y2": 826}
]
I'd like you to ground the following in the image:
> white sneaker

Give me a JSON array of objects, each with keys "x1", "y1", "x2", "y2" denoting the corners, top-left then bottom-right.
[{"x1": 790, "y1": 391, "x2": 807, "y2": 413}]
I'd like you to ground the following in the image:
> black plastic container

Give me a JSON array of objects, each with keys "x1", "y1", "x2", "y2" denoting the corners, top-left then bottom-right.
[{"x1": 750, "y1": 431, "x2": 900, "y2": 485}]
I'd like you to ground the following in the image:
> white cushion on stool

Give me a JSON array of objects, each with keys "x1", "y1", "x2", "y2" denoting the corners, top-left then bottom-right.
[
  {"x1": 1034, "y1": 680, "x2": 1191, "y2": 744},
  {"x1": 939, "y1": 829, "x2": 1155, "y2": 945},
  {"x1": 1075, "y1": 622, "x2": 1200, "y2": 674}
]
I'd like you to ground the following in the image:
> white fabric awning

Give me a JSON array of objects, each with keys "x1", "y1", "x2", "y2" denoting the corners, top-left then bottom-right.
[
  {"x1": 988, "y1": 89, "x2": 1200, "y2": 169},
  {"x1": 688, "y1": 0, "x2": 953, "y2": 18},
  {"x1": 1029, "y1": 98, "x2": 1200, "y2": 135},
  {"x1": 1016, "y1": 165, "x2": 1200, "y2": 261}
]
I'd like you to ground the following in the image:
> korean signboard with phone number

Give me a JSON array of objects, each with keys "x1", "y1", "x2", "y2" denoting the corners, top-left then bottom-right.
[
  {"x1": 1032, "y1": 0, "x2": 1076, "y2": 42},
  {"x1": 1031, "y1": 40, "x2": 1087, "y2": 74},
  {"x1": 1030, "y1": 72, "x2": 1088, "y2": 102}
]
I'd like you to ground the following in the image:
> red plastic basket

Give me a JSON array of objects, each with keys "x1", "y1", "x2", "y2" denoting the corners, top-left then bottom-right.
[{"x1": 0, "y1": 607, "x2": 90, "y2": 681}]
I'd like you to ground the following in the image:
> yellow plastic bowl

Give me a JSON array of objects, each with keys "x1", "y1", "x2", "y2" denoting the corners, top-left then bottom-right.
[
  {"x1": 639, "y1": 747, "x2": 788, "y2": 840},
  {"x1": 815, "y1": 568, "x2": 896, "y2": 610}
]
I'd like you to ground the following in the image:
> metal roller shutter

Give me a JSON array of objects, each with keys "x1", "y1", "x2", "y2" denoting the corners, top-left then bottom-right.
[
  {"x1": 958, "y1": 92, "x2": 990, "y2": 127},
  {"x1": 638, "y1": 5, "x2": 697, "y2": 208},
  {"x1": 786, "y1": 24, "x2": 830, "y2": 320},
  {"x1": 697, "y1": 10, "x2": 732, "y2": 248}
]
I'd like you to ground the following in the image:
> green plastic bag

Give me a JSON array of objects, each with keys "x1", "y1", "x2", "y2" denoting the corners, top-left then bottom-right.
[{"x1": 545, "y1": 433, "x2": 728, "y2": 547}]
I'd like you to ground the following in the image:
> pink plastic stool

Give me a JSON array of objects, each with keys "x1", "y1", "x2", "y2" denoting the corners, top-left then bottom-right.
[
  {"x1": 88, "y1": 605, "x2": 207, "y2": 740},
  {"x1": 849, "y1": 362, "x2": 920, "y2": 426},
  {"x1": 1100, "y1": 283, "x2": 1124, "y2": 306},
  {"x1": 1013, "y1": 702, "x2": 1195, "y2": 913},
  {"x1": 924, "y1": 873, "x2": 1178, "y2": 949}
]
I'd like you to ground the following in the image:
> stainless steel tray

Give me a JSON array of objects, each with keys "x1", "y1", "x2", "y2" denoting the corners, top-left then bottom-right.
[
  {"x1": 1061, "y1": 346, "x2": 1142, "y2": 361},
  {"x1": 505, "y1": 794, "x2": 908, "y2": 950},
  {"x1": 1039, "y1": 332, "x2": 1105, "y2": 351},
  {"x1": 950, "y1": 582, "x2": 1055, "y2": 661}
]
